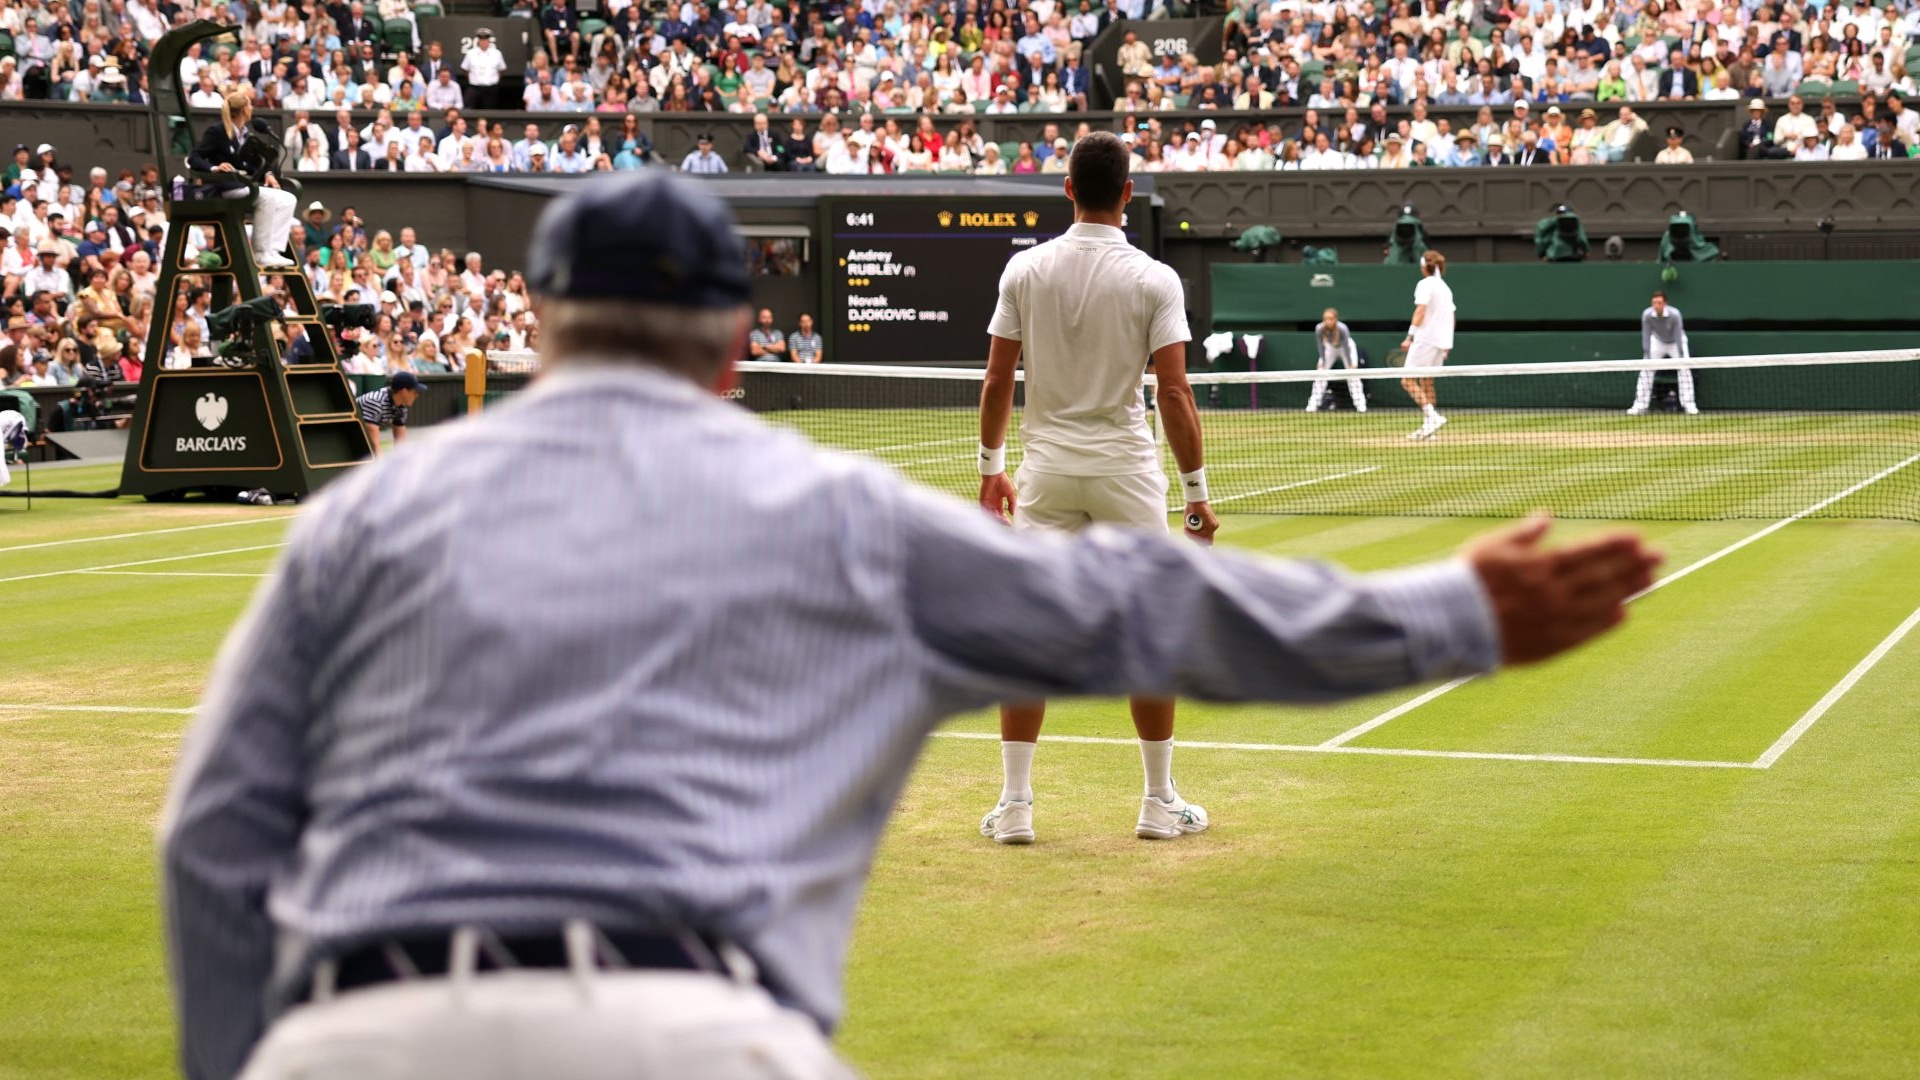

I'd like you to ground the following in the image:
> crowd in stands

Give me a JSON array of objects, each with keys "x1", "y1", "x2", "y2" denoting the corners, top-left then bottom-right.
[
  {"x1": 2, "y1": 0, "x2": 1918, "y2": 157},
  {"x1": 1, "y1": 140, "x2": 535, "y2": 389}
]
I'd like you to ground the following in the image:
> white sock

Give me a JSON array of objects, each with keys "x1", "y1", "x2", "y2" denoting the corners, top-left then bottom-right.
[
  {"x1": 1139, "y1": 738, "x2": 1175, "y2": 802},
  {"x1": 1422, "y1": 404, "x2": 1439, "y2": 419},
  {"x1": 1000, "y1": 741, "x2": 1035, "y2": 805}
]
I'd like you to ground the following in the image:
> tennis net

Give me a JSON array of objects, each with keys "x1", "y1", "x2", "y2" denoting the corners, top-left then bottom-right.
[{"x1": 490, "y1": 349, "x2": 1920, "y2": 522}]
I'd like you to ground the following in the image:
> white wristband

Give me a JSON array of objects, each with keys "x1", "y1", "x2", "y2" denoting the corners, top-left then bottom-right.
[
  {"x1": 978, "y1": 444, "x2": 1006, "y2": 476},
  {"x1": 1179, "y1": 467, "x2": 1209, "y2": 504}
]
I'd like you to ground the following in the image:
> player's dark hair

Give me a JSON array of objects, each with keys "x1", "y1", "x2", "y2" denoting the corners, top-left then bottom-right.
[
  {"x1": 1651, "y1": 290, "x2": 1665, "y2": 300},
  {"x1": 1068, "y1": 131, "x2": 1131, "y2": 213},
  {"x1": 1421, "y1": 250, "x2": 1446, "y2": 276}
]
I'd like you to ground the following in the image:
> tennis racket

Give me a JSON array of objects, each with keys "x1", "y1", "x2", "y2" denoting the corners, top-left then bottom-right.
[{"x1": 1383, "y1": 345, "x2": 1410, "y2": 368}]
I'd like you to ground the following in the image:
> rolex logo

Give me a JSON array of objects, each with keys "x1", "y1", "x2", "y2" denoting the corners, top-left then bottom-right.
[
  {"x1": 937, "y1": 211, "x2": 954, "y2": 227},
  {"x1": 1023, "y1": 211, "x2": 1039, "y2": 228}
]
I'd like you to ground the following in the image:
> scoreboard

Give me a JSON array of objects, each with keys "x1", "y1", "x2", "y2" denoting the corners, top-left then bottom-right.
[{"x1": 823, "y1": 195, "x2": 1150, "y2": 365}]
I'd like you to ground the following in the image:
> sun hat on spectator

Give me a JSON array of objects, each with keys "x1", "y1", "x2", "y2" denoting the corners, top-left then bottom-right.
[
  {"x1": 36, "y1": 143, "x2": 54, "y2": 155},
  {"x1": 1513, "y1": 99, "x2": 1530, "y2": 112},
  {"x1": 1748, "y1": 99, "x2": 1767, "y2": 111},
  {"x1": 1580, "y1": 107, "x2": 1598, "y2": 119},
  {"x1": 1053, "y1": 137, "x2": 1069, "y2": 151},
  {"x1": 1385, "y1": 131, "x2": 1404, "y2": 142},
  {"x1": 526, "y1": 171, "x2": 747, "y2": 307},
  {"x1": 1544, "y1": 105, "x2": 1562, "y2": 117},
  {"x1": 1487, "y1": 133, "x2": 1505, "y2": 147},
  {"x1": 36, "y1": 241, "x2": 60, "y2": 256},
  {"x1": 308, "y1": 201, "x2": 328, "y2": 215},
  {"x1": 1201, "y1": 118, "x2": 1217, "y2": 130},
  {"x1": 1454, "y1": 131, "x2": 1477, "y2": 143},
  {"x1": 381, "y1": 290, "x2": 399, "y2": 305}
]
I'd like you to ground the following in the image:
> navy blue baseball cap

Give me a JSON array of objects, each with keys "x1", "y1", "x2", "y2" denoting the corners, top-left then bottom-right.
[
  {"x1": 526, "y1": 171, "x2": 749, "y2": 309},
  {"x1": 390, "y1": 370, "x2": 424, "y2": 392}
]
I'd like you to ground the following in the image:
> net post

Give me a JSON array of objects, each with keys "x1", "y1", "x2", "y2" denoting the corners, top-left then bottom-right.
[{"x1": 465, "y1": 350, "x2": 488, "y2": 415}]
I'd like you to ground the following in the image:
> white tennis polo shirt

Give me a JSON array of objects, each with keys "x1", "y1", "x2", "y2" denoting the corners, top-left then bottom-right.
[
  {"x1": 987, "y1": 221, "x2": 1189, "y2": 477},
  {"x1": 1412, "y1": 273, "x2": 1456, "y2": 350}
]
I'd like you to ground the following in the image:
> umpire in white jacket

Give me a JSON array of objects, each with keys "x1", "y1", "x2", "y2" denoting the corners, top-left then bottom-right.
[{"x1": 160, "y1": 171, "x2": 1660, "y2": 1080}]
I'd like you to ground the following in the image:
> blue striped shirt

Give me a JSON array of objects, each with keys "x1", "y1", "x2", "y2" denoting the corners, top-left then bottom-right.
[{"x1": 160, "y1": 362, "x2": 1500, "y2": 1080}]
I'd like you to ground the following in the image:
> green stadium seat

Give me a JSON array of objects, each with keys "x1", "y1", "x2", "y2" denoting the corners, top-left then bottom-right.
[
  {"x1": 1830, "y1": 79, "x2": 1860, "y2": 97},
  {"x1": 413, "y1": 1, "x2": 442, "y2": 15},
  {"x1": 1659, "y1": 34, "x2": 1682, "y2": 50},
  {"x1": 1795, "y1": 79, "x2": 1832, "y2": 99},
  {"x1": 0, "y1": 31, "x2": 13, "y2": 59},
  {"x1": 1907, "y1": 44, "x2": 1920, "y2": 71},
  {"x1": 972, "y1": 101, "x2": 990, "y2": 112},
  {"x1": 1299, "y1": 59, "x2": 1325, "y2": 81},
  {"x1": 382, "y1": 21, "x2": 412, "y2": 55},
  {"x1": 580, "y1": 17, "x2": 608, "y2": 37},
  {"x1": 754, "y1": 96, "x2": 773, "y2": 110},
  {"x1": 997, "y1": 140, "x2": 1019, "y2": 162},
  {"x1": 1171, "y1": 92, "x2": 1191, "y2": 108}
]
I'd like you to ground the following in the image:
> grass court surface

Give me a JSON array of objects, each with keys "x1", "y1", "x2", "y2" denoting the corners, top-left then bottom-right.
[{"x1": 5, "y1": 424, "x2": 1920, "y2": 1078}]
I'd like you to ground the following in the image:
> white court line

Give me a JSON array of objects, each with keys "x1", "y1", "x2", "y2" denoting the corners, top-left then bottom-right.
[
  {"x1": 931, "y1": 730, "x2": 1749, "y2": 769},
  {"x1": 78, "y1": 568, "x2": 272, "y2": 576},
  {"x1": 1753, "y1": 601, "x2": 1920, "y2": 769},
  {"x1": 0, "y1": 703, "x2": 198, "y2": 715},
  {"x1": 0, "y1": 543, "x2": 288, "y2": 585},
  {"x1": 1213, "y1": 466, "x2": 1382, "y2": 507},
  {"x1": 1319, "y1": 450, "x2": 1920, "y2": 749},
  {"x1": 0, "y1": 515, "x2": 294, "y2": 554},
  {"x1": 0, "y1": 702, "x2": 1752, "y2": 769}
]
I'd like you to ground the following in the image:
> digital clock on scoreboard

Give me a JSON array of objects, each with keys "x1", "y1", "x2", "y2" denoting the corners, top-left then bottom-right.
[{"x1": 823, "y1": 196, "x2": 1149, "y2": 365}]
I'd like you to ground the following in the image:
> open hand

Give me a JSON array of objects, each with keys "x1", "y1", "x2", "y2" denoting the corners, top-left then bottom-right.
[
  {"x1": 979, "y1": 473, "x2": 1016, "y2": 526},
  {"x1": 1463, "y1": 515, "x2": 1662, "y2": 666}
]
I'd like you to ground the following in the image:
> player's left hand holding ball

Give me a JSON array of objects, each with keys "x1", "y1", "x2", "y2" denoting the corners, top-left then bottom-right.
[
  {"x1": 1183, "y1": 502, "x2": 1219, "y2": 545},
  {"x1": 980, "y1": 473, "x2": 1017, "y2": 526}
]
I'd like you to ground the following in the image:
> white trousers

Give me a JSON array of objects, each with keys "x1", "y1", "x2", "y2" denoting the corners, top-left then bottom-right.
[
  {"x1": 1632, "y1": 338, "x2": 1696, "y2": 409},
  {"x1": 231, "y1": 185, "x2": 298, "y2": 261},
  {"x1": 238, "y1": 968, "x2": 858, "y2": 1080},
  {"x1": 1307, "y1": 349, "x2": 1367, "y2": 411}
]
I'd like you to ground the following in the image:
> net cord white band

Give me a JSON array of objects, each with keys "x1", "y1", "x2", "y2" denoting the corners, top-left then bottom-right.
[{"x1": 485, "y1": 349, "x2": 1920, "y2": 387}]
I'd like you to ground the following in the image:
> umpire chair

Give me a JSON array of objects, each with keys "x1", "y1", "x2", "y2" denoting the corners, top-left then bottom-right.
[{"x1": 118, "y1": 20, "x2": 374, "y2": 502}]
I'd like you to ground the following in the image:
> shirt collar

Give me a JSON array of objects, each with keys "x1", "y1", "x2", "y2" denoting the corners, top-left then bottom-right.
[
  {"x1": 1064, "y1": 222, "x2": 1126, "y2": 242},
  {"x1": 529, "y1": 358, "x2": 726, "y2": 409}
]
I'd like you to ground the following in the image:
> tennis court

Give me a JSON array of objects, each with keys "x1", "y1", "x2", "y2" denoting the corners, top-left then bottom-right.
[{"x1": 5, "y1": 350, "x2": 1920, "y2": 1076}]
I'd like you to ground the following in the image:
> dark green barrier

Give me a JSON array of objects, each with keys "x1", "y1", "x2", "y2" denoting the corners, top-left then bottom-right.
[{"x1": 1211, "y1": 263, "x2": 1920, "y2": 329}]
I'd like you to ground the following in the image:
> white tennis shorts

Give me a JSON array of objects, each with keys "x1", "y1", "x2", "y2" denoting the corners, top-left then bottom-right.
[
  {"x1": 1013, "y1": 468, "x2": 1169, "y2": 534},
  {"x1": 1404, "y1": 342, "x2": 1449, "y2": 368}
]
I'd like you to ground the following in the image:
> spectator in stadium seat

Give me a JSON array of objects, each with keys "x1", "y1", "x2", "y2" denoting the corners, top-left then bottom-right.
[
  {"x1": 1871, "y1": 115, "x2": 1912, "y2": 158},
  {"x1": 332, "y1": 128, "x2": 375, "y2": 172},
  {"x1": 541, "y1": 0, "x2": 584, "y2": 62},
  {"x1": 424, "y1": 68, "x2": 464, "y2": 111},
  {"x1": 1774, "y1": 95, "x2": 1820, "y2": 146},
  {"x1": 745, "y1": 113, "x2": 780, "y2": 171}
]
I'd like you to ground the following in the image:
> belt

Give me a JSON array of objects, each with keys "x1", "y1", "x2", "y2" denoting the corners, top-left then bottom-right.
[{"x1": 303, "y1": 925, "x2": 766, "y2": 1003}]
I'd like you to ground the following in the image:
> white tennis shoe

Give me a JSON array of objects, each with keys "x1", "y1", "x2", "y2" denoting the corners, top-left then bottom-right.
[
  {"x1": 1408, "y1": 414, "x2": 1448, "y2": 440},
  {"x1": 980, "y1": 801, "x2": 1034, "y2": 845},
  {"x1": 1626, "y1": 404, "x2": 1649, "y2": 416},
  {"x1": 1136, "y1": 793, "x2": 1209, "y2": 840}
]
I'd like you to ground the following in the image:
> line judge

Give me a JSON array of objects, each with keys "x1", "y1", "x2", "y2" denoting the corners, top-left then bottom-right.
[{"x1": 161, "y1": 170, "x2": 1659, "y2": 1080}]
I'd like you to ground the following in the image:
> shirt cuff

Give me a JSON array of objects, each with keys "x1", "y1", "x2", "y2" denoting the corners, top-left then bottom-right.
[{"x1": 1364, "y1": 559, "x2": 1501, "y2": 681}]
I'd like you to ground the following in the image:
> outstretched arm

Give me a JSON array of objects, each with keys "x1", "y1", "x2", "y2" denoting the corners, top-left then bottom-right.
[{"x1": 898, "y1": 479, "x2": 1660, "y2": 711}]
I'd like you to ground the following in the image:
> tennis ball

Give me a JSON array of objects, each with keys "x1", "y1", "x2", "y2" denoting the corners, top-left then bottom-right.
[
  {"x1": 1179, "y1": 220, "x2": 1191, "y2": 232},
  {"x1": 1661, "y1": 265, "x2": 1678, "y2": 283}
]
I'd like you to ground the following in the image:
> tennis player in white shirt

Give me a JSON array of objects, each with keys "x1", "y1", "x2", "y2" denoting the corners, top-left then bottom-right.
[
  {"x1": 976, "y1": 131, "x2": 1219, "y2": 845},
  {"x1": 1400, "y1": 249, "x2": 1455, "y2": 440}
]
